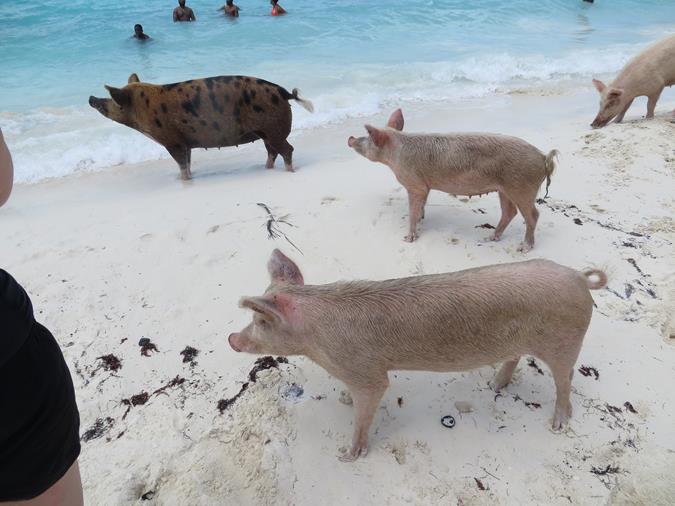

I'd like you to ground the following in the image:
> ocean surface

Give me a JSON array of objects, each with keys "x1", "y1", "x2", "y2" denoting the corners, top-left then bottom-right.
[{"x1": 1, "y1": 0, "x2": 674, "y2": 182}]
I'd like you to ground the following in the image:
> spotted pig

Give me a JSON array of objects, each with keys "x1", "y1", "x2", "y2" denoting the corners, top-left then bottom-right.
[{"x1": 89, "y1": 73, "x2": 313, "y2": 180}]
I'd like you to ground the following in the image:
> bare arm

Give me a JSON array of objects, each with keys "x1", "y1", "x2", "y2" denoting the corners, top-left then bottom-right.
[
  {"x1": 0, "y1": 129, "x2": 14, "y2": 208},
  {"x1": 190, "y1": 8, "x2": 196, "y2": 20},
  {"x1": 173, "y1": 8, "x2": 179, "y2": 21}
]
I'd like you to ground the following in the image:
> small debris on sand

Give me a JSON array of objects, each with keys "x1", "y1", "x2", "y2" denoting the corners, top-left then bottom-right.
[
  {"x1": 139, "y1": 338, "x2": 159, "y2": 356},
  {"x1": 152, "y1": 376, "x2": 186, "y2": 396},
  {"x1": 397, "y1": 397, "x2": 404, "y2": 407},
  {"x1": 527, "y1": 357, "x2": 545, "y2": 375},
  {"x1": 180, "y1": 346, "x2": 199, "y2": 366},
  {"x1": 579, "y1": 365, "x2": 600, "y2": 380},
  {"x1": 591, "y1": 464, "x2": 620, "y2": 476},
  {"x1": 441, "y1": 415, "x2": 456, "y2": 428},
  {"x1": 623, "y1": 401, "x2": 638, "y2": 414},
  {"x1": 474, "y1": 223, "x2": 495, "y2": 229},
  {"x1": 121, "y1": 392, "x2": 150, "y2": 419},
  {"x1": 96, "y1": 354, "x2": 122, "y2": 372},
  {"x1": 339, "y1": 390, "x2": 353, "y2": 406},
  {"x1": 474, "y1": 477, "x2": 487, "y2": 491},
  {"x1": 81, "y1": 417, "x2": 115, "y2": 442}
]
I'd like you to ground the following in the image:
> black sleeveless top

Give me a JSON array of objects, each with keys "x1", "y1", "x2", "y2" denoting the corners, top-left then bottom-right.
[{"x1": 0, "y1": 269, "x2": 34, "y2": 368}]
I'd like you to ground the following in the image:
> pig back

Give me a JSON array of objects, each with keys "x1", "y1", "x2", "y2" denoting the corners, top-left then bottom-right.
[
  {"x1": 292, "y1": 260, "x2": 593, "y2": 373},
  {"x1": 396, "y1": 133, "x2": 547, "y2": 194}
]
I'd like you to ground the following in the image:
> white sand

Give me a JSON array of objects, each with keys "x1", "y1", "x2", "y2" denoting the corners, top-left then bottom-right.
[{"x1": 2, "y1": 90, "x2": 674, "y2": 505}]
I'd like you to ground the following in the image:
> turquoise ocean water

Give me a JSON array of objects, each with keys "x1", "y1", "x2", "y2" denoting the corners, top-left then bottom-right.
[{"x1": 1, "y1": 0, "x2": 674, "y2": 182}]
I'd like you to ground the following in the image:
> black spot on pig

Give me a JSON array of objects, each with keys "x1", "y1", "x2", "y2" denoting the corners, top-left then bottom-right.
[
  {"x1": 199, "y1": 119, "x2": 207, "y2": 126},
  {"x1": 212, "y1": 121, "x2": 221, "y2": 131},
  {"x1": 140, "y1": 91, "x2": 145, "y2": 98},
  {"x1": 271, "y1": 94, "x2": 279, "y2": 105},
  {"x1": 145, "y1": 99, "x2": 150, "y2": 107},
  {"x1": 250, "y1": 90, "x2": 257, "y2": 98},
  {"x1": 160, "y1": 103, "x2": 168, "y2": 113},
  {"x1": 205, "y1": 78, "x2": 214, "y2": 90},
  {"x1": 243, "y1": 90, "x2": 251, "y2": 105},
  {"x1": 181, "y1": 119, "x2": 188, "y2": 124},
  {"x1": 181, "y1": 99, "x2": 198, "y2": 117},
  {"x1": 177, "y1": 87, "x2": 183, "y2": 93},
  {"x1": 253, "y1": 105, "x2": 264, "y2": 113},
  {"x1": 154, "y1": 118, "x2": 162, "y2": 128},
  {"x1": 164, "y1": 83, "x2": 179, "y2": 90}
]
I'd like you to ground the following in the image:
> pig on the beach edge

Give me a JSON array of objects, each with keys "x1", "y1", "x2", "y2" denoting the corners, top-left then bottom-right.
[
  {"x1": 229, "y1": 249, "x2": 607, "y2": 461},
  {"x1": 348, "y1": 109, "x2": 558, "y2": 252},
  {"x1": 89, "y1": 73, "x2": 313, "y2": 180}
]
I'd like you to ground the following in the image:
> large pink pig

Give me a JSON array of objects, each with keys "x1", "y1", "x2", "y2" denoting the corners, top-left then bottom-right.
[{"x1": 229, "y1": 249, "x2": 607, "y2": 461}]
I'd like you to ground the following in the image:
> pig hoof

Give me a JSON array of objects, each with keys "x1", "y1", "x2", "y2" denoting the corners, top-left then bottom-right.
[
  {"x1": 285, "y1": 165, "x2": 295, "y2": 172},
  {"x1": 403, "y1": 234, "x2": 418, "y2": 243},
  {"x1": 339, "y1": 446, "x2": 367, "y2": 462},
  {"x1": 517, "y1": 242, "x2": 533, "y2": 253},
  {"x1": 265, "y1": 163, "x2": 274, "y2": 169}
]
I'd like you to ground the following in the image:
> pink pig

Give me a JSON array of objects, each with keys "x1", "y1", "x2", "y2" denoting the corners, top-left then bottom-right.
[
  {"x1": 229, "y1": 249, "x2": 607, "y2": 461},
  {"x1": 348, "y1": 109, "x2": 558, "y2": 252},
  {"x1": 591, "y1": 34, "x2": 675, "y2": 128}
]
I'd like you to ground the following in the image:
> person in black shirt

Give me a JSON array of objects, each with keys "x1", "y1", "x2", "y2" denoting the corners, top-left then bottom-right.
[{"x1": 0, "y1": 133, "x2": 83, "y2": 504}]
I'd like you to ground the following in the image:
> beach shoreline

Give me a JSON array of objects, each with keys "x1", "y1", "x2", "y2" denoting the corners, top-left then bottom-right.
[{"x1": 2, "y1": 90, "x2": 675, "y2": 505}]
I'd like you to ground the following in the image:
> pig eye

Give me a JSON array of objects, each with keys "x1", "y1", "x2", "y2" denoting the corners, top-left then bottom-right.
[{"x1": 258, "y1": 318, "x2": 268, "y2": 327}]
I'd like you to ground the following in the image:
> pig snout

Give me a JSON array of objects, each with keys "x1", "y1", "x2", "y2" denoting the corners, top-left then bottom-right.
[
  {"x1": 228, "y1": 333, "x2": 242, "y2": 352},
  {"x1": 590, "y1": 115, "x2": 608, "y2": 129},
  {"x1": 347, "y1": 136, "x2": 355, "y2": 147}
]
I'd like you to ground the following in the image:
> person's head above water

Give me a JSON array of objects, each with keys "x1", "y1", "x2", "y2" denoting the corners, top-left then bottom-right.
[
  {"x1": 227, "y1": 0, "x2": 233, "y2": 5},
  {"x1": 134, "y1": 24, "x2": 143, "y2": 35},
  {"x1": 178, "y1": 0, "x2": 186, "y2": 7},
  {"x1": 270, "y1": 0, "x2": 277, "y2": 5}
]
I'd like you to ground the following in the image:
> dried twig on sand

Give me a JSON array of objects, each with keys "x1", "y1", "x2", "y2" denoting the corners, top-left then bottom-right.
[{"x1": 256, "y1": 203, "x2": 303, "y2": 254}]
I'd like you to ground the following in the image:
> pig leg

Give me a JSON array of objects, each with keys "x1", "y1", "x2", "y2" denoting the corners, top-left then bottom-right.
[
  {"x1": 404, "y1": 189, "x2": 429, "y2": 242},
  {"x1": 278, "y1": 140, "x2": 295, "y2": 172},
  {"x1": 339, "y1": 380, "x2": 388, "y2": 462},
  {"x1": 490, "y1": 357, "x2": 520, "y2": 391},
  {"x1": 167, "y1": 145, "x2": 192, "y2": 180},
  {"x1": 514, "y1": 196, "x2": 539, "y2": 253},
  {"x1": 550, "y1": 364, "x2": 573, "y2": 430},
  {"x1": 614, "y1": 99, "x2": 634, "y2": 123},
  {"x1": 264, "y1": 142, "x2": 278, "y2": 169},
  {"x1": 489, "y1": 192, "x2": 518, "y2": 242},
  {"x1": 646, "y1": 89, "x2": 662, "y2": 119}
]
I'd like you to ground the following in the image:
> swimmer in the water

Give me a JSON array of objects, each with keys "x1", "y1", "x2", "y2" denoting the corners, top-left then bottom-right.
[
  {"x1": 219, "y1": 0, "x2": 240, "y2": 17},
  {"x1": 133, "y1": 24, "x2": 150, "y2": 40},
  {"x1": 270, "y1": 0, "x2": 287, "y2": 16},
  {"x1": 173, "y1": 0, "x2": 196, "y2": 22}
]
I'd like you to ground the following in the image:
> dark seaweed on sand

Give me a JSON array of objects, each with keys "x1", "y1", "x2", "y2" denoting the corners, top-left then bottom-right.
[
  {"x1": 217, "y1": 356, "x2": 288, "y2": 414},
  {"x1": 180, "y1": 346, "x2": 199, "y2": 365},
  {"x1": 97, "y1": 354, "x2": 122, "y2": 372},
  {"x1": 578, "y1": 365, "x2": 600, "y2": 380},
  {"x1": 81, "y1": 417, "x2": 115, "y2": 442}
]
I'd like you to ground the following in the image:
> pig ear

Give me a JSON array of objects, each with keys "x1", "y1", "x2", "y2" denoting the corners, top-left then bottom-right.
[
  {"x1": 365, "y1": 125, "x2": 389, "y2": 147},
  {"x1": 608, "y1": 87, "x2": 623, "y2": 98},
  {"x1": 240, "y1": 296, "x2": 284, "y2": 323},
  {"x1": 386, "y1": 109, "x2": 404, "y2": 131},
  {"x1": 592, "y1": 79, "x2": 606, "y2": 93},
  {"x1": 268, "y1": 249, "x2": 304, "y2": 285},
  {"x1": 128, "y1": 73, "x2": 140, "y2": 84},
  {"x1": 105, "y1": 85, "x2": 132, "y2": 107}
]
